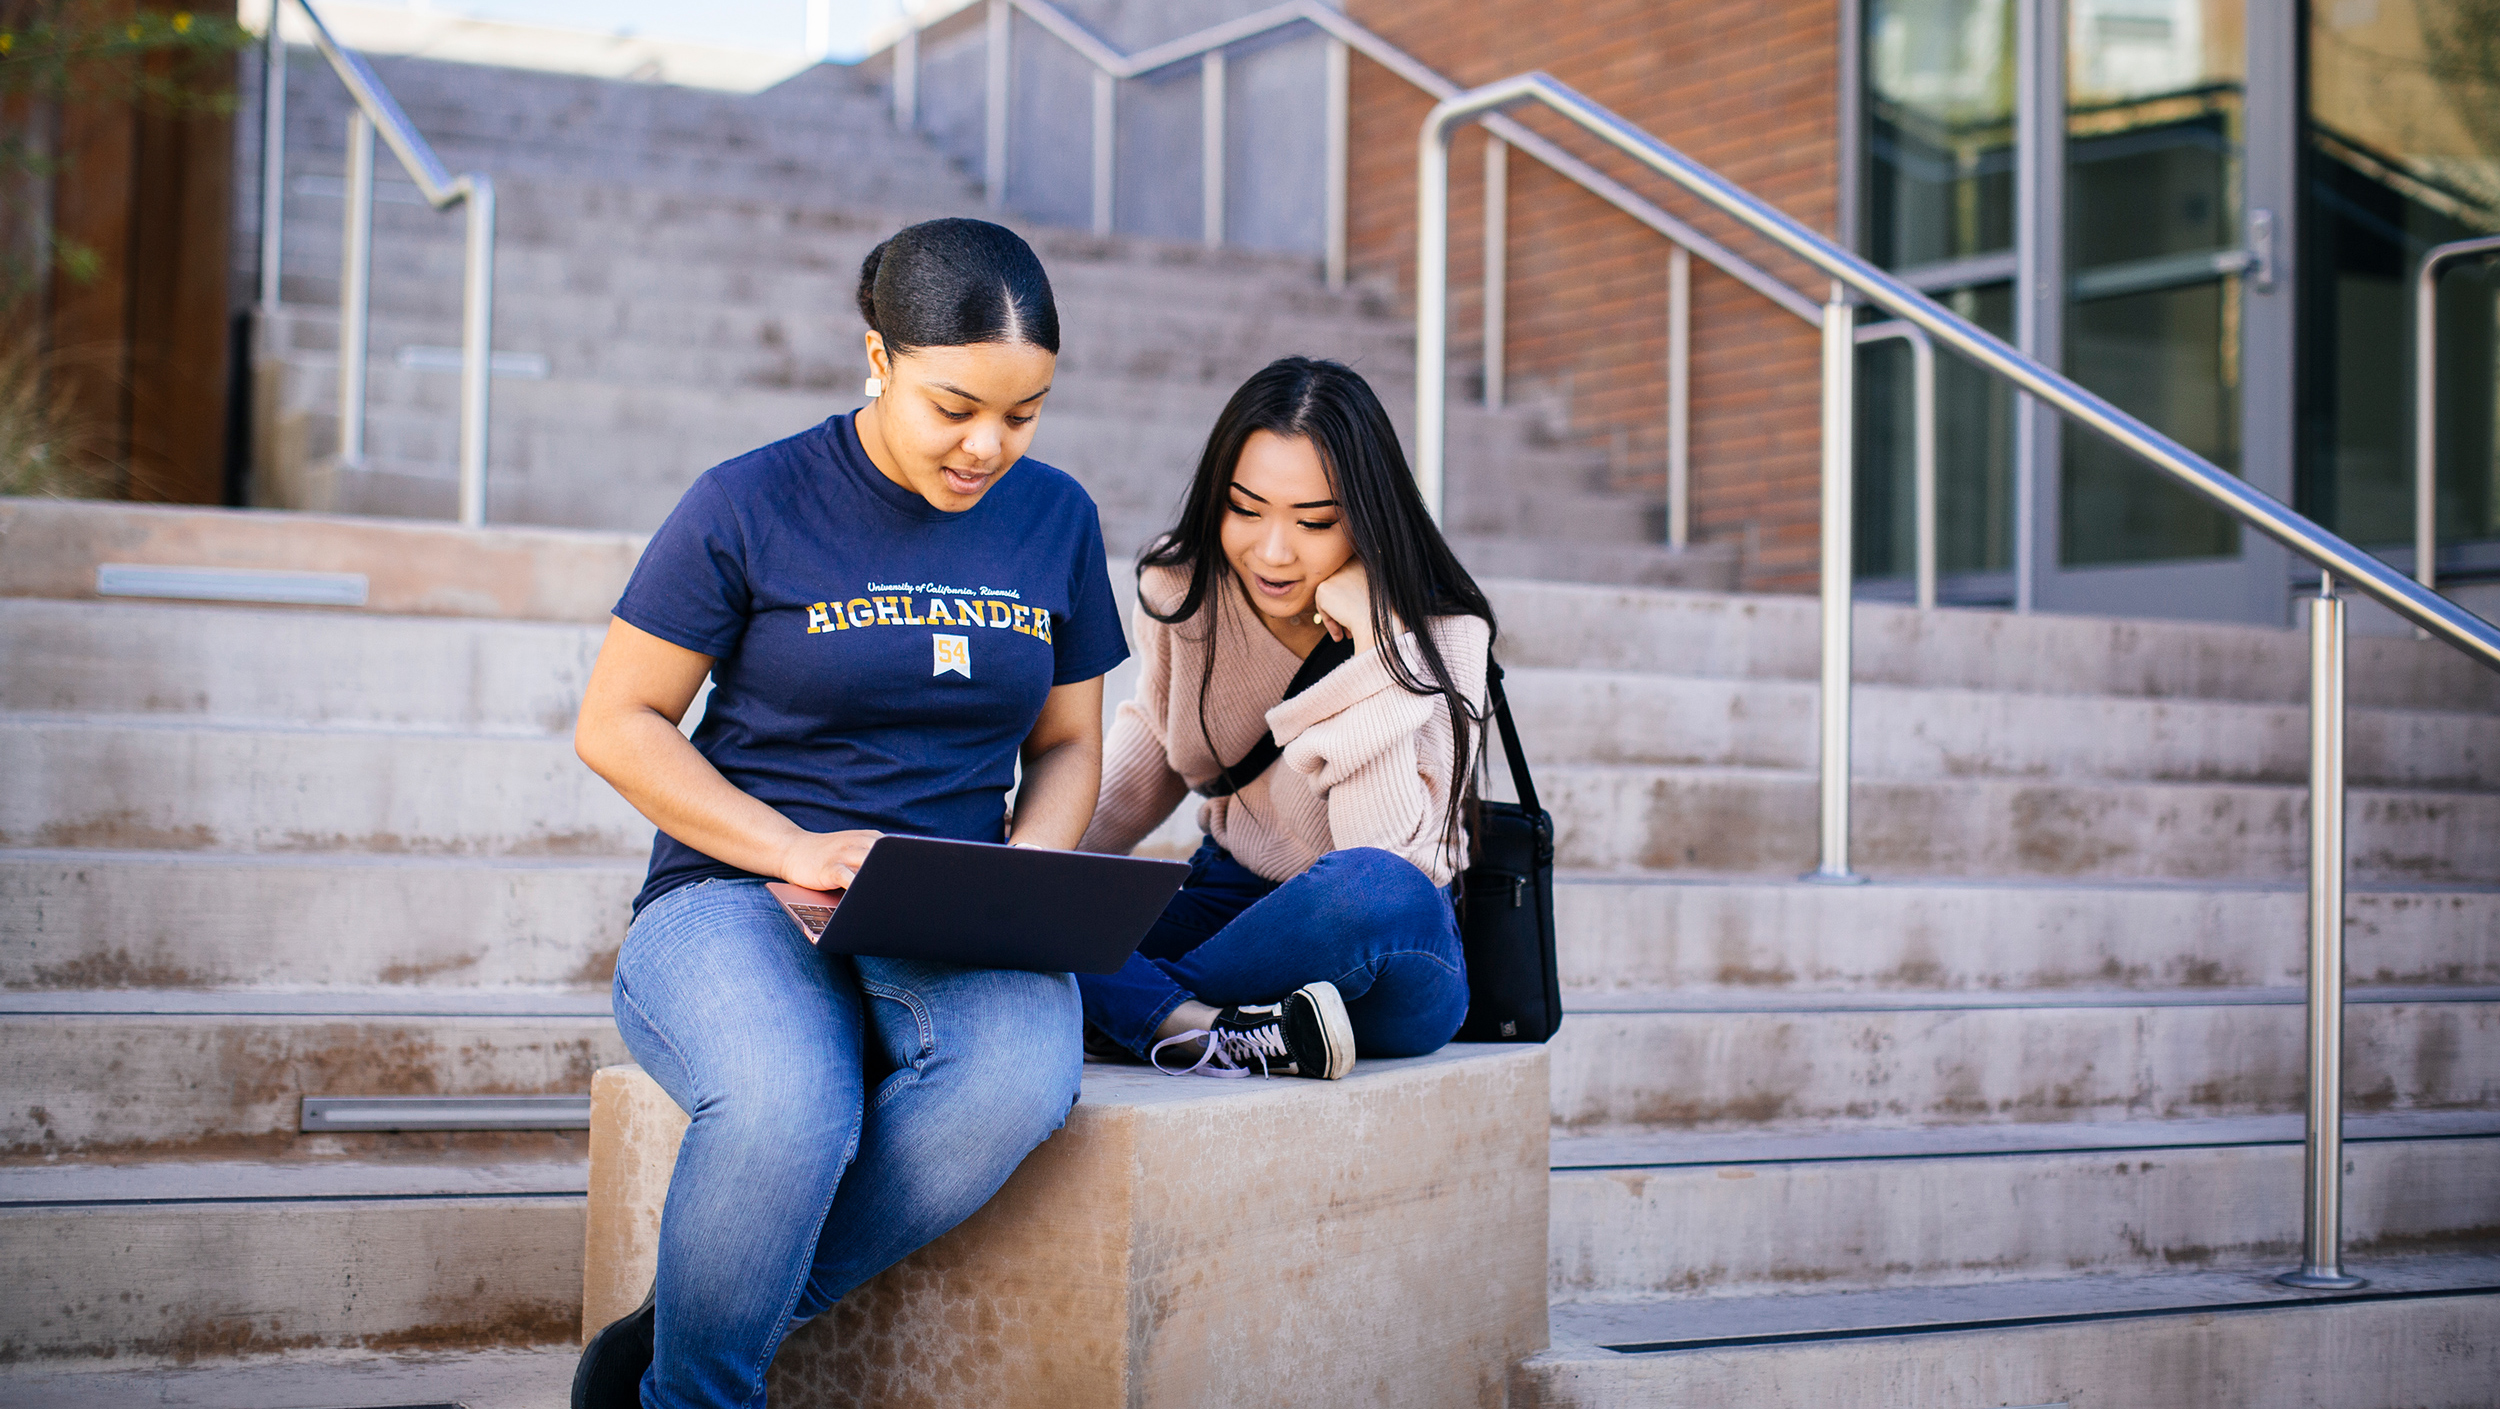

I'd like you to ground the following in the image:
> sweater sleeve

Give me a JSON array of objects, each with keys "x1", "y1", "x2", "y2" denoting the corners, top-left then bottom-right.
[
  {"x1": 1268, "y1": 616, "x2": 1491, "y2": 885},
  {"x1": 1078, "y1": 599, "x2": 1191, "y2": 855}
]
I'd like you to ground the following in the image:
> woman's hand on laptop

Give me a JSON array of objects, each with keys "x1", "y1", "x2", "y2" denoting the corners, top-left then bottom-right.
[{"x1": 780, "y1": 829, "x2": 883, "y2": 892}]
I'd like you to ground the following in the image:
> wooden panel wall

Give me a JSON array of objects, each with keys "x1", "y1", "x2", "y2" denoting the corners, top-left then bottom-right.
[{"x1": 42, "y1": 0, "x2": 237, "y2": 505}]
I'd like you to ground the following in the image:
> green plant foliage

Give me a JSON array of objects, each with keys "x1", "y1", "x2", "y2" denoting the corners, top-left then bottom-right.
[
  {"x1": 0, "y1": 3, "x2": 252, "y2": 112},
  {"x1": 0, "y1": 297, "x2": 116, "y2": 498}
]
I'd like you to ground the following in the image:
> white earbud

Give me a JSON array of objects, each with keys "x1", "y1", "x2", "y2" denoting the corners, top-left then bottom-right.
[{"x1": 864, "y1": 375, "x2": 884, "y2": 399}]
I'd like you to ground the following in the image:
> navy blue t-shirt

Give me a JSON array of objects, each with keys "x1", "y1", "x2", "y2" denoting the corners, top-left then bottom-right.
[{"x1": 616, "y1": 413, "x2": 1129, "y2": 913}]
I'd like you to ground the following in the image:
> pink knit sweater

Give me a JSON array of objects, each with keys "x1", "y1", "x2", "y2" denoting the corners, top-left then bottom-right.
[{"x1": 1079, "y1": 564, "x2": 1492, "y2": 886}]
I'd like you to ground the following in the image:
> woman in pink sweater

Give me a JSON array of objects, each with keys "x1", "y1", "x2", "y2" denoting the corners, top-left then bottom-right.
[{"x1": 1078, "y1": 357, "x2": 1495, "y2": 1080}]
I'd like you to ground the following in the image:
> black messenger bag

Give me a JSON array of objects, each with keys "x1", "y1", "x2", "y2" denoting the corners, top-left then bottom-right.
[{"x1": 1454, "y1": 659, "x2": 1562, "y2": 1043}]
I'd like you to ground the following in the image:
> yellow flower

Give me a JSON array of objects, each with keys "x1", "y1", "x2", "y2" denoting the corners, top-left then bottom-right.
[
  {"x1": 174, "y1": 12, "x2": 192, "y2": 32},
  {"x1": 126, "y1": 22, "x2": 141, "y2": 39},
  {"x1": 0, "y1": 33, "x2": 13, "y2": 55}
]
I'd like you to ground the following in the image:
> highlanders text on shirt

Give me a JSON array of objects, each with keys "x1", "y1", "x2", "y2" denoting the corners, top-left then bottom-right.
[{"x1": 804, "y1": 593, "x2": 1054, "y2": 642}]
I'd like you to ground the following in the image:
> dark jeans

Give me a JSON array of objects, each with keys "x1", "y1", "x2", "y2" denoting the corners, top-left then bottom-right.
[{"x1": 1079, "y1": 839, "x2": 1469, "y2": 1061}]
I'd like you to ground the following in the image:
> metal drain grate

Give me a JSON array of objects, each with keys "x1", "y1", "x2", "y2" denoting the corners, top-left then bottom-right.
[
  {"x1": 97, "y1": 564, "x2": 370, "y2": 607},
  {"x1": 300, "y1": 1095, "x2": 591, "y2": 1132}
]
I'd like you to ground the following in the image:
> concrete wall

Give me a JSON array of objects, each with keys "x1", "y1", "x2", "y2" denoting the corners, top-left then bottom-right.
[{"x1": 903, "y1": 0, "x2": 1333, "y2": 254}]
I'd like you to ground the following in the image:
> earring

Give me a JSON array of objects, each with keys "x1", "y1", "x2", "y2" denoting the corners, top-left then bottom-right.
[
  {"x1": 1314, "y1": 611, "x2": 1326, "y2": 626},
  {"x1": 863, "y1": 375, "x2": 884, "y2": 398}
]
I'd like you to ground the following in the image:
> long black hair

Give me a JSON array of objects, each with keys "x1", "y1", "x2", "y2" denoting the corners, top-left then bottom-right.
[
  {"x1": 855, "y1": 217, "x2": 1059, "y2": 357},
  {"x1": 1142, "y1": 356, "x2": 1497, "y2": 862}
]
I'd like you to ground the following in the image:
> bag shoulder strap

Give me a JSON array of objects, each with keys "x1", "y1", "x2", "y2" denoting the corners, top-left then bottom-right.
[
  {"x1": 1484, "y1": 658, "x2": 1542, "y2": 816},
  {"x1": 1196, "y1": 634, "x2": 1356, "y2": 799}
]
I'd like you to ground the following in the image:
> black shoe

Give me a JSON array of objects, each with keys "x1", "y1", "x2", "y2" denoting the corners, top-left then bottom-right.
[
  {"x1": 572, "y1": 1281, "x2": 656, "y2": 1409},
  {"x1": 1151, "y1": 981, "x2": 1355, "y2": 1080}
]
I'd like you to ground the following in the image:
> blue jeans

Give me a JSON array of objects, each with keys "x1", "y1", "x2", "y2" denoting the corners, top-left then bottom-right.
[
  {"x1": 613, "y1": 878, "x2": 1082, "y2": 1409},
  {"x1": 1079, "y1": 841, "x2": 1469, "y2": 1061}
]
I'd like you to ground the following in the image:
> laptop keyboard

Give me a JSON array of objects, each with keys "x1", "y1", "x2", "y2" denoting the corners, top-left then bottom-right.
[{"x1": 785, "y1": 904, "x2": 835, "y2": 940}]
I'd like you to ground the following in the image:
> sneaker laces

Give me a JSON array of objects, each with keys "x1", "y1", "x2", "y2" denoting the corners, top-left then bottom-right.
[{"x1": 1149, "y1": 1020, "x2": 1289, "y2": 1077}]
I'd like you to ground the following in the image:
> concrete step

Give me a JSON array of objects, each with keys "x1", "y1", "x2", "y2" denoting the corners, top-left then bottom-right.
[
  {"x1": 270, "y1": 268, "x2": 1420, "y2": 393},
  {"x1": 1539, "y1": 764, "x2": 2500, "y2": 882},
  {"x1": 272, "y1": 206, "x2": 1407, "y2": 342},
  {"x1": 17, "y1": 715, "x2": 2489, "y2": 882},
  {"x1": 0, "y1": 498, "x2": 644, "y2": 623},
  {"x1": 1483, "y1": 580, "x2": 2500, "y2": 713},
  {"x1": 0, "y1": 717, "x2": 652, "y2": 857},
  {"x1": 0, "y1": 991, "x2": 619, "y2": 1155},
  {"x1": 1550, "y1": 874, "x2": 2500, "y2": 993},
  {"x1": 271, "y1": 171, "x2": 1383, "y2": 317},
  {"x1": 0, "y1": 598, "x2": 602, "y2": 733},
  {"x1": 276, "y1": 51, "x2": 971, "y2": 210},
  {"x1": 1545, "y1": 988, "x2": 2500, "y2": 1133},
  {"x1": 0, "y1": 1157, "x2": 586, "y2": 1362},
  {"x1": 1449, "y1": 535, "x2": 1744, "y2": 592},
  {"x1": 1520, "y1": 1255, "x2": 2500, "y2": 1407},
  {"x1": 1509, "y1": 668, "x2": 2500, "y2": 788},
  {"x1": 0, "y1": 850, "x2": 636, "y2": 990},
  {"x1": 1547, "y1": 1118, "x2": 2500, "y2": 1300},
  {"x1": 0, "y1": 1344, "x2": 578, "y2": 1408}
]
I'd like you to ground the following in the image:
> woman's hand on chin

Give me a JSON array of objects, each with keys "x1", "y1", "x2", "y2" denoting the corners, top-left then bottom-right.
[
  {"x1": 780, "y1": 829, "x2": 884, "y2": 891},
  {"x1": 1312, "y1": 560, "x2": 1388, "y2": 653}
]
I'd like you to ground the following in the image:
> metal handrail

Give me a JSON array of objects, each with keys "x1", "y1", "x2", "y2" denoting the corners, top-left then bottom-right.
[
  {"x1": 1420, "y1": 72, "x2": 2500, "y2": 665},
  {"x1": 1421, "y1": 68, "x2": 2500, "y2": 1294},
  {"x1": 256, "y1": 0, "x2": 497, "y2": 527},
  {"x1": 2414, "y1": 235, "x2": 2500, "y2": 596},
  {"x1": 887, "y1": 0, "x2": 1911, "y2": 556}
]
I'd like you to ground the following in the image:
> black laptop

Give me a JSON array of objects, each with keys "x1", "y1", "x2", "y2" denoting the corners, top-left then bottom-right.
[{"x1": 766, "y1": 836, "x2": 1190, "y2": 975}]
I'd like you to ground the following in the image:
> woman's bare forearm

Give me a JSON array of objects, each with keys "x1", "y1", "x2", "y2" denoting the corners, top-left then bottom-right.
[
  {"x1": 1008, "y1": 735, "x2": 1103, "y2": 850},
  {"x1": 578, "y1": 703, "x2": 811, "y2": 880}
]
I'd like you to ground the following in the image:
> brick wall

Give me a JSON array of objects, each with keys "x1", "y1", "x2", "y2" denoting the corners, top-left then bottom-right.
[{"x1": 1342, "y1": 0, "x2": 1839, "y2": 591}]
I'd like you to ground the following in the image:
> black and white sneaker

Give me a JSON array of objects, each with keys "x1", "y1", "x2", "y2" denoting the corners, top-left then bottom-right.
[
  {"x1": 571, "y1": 1281, "x2": 656, "y2": 1409},
  {"x1": 1148, "y1": 981, "x2": 1355, "y2": 1080}
]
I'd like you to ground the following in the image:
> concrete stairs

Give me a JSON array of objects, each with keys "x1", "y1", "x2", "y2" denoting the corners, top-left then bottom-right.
[
  {"x1": 5, "y1": 502, "x2": 2496, "y2": 1401},
  {"x1": 251, "y1": 50, "x2": 1738, "y2": 590},
  {"x1": 1492, "y1": 586, "x2": 2500, "y2": 1404},
  {"x1": 0, "y1": 549, "x2": 635, "y2": 1366}
]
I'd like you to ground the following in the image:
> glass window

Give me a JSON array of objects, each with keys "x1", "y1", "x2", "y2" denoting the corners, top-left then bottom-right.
[
  {"x1": 1865, "y1": 0, "x2": 2017, "y2": 270},
  {"x1": 2060, "y1": 0, "x2": 2248, "y2": 566},
  {"x1": 2300, "y1": 0, "x2": 2500, "y2": 555}
]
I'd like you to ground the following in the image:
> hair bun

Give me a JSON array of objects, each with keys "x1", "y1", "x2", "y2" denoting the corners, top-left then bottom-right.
[{"x1": 851, "y1": 218, "x2": 1058, "y2": 358}]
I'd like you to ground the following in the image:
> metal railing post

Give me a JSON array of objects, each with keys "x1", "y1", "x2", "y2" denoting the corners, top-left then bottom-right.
[
  {"x1": 1090, "y1": 69, "x2": 1116, "y2": 237},
  {"x1": 1201, "y1": 49, "x2": 1226, "y2": 248},
  {"x1": 1667, "y1": 244, "x2": 1689, "y2": 549},
  {"x1": 258, "y1": 14, "x2": 287, "y2": 316},
  {"x1": 2414, "y1": 235, "x2": 2500, "y2": 598},
  {"x1": 1855, "y1": 323, "x2": 1939, "y2": 610},
  {"x1": 2281, "y1": 574, "x2": 2364, "y2": 1290},
  {"x1": 1809, "y1": 286, "x2": 1865, "y2": 884},
  {"x1": 1324, "y1": 36, "x2": 1348, "y2": 291},
  {"x1": 1909, "y1": 329, "x2": 1936, "y2": 611},
  {"x1": 1483, "y1": 135, "x2": 1506, "y2": 409},
  {"x1": 337, "y1": 109, "x2": 374, "y2": 469},
  {"x1": 894, "y1": 25, "x2": 918, "y2": 128},
  {"x1": 984, "y1": 0, "x2": 1010, "y2": 208},
  {"x1": 456, "y1": 176, "x2": 495, "y2": 528},
  {"x1": 1415, "y1": 104, "x2": 1452, "y2": 522}
]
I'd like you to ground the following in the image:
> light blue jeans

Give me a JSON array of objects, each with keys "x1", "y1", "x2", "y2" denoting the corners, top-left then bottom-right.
[{"x1": 613, "y1": 878, "x2": 1083, "y2": 1409}]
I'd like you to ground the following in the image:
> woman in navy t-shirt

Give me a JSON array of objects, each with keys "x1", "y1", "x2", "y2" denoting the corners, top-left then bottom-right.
[{"x1": 570, "y1": 219, "x2": 1127, "y2": 1409}]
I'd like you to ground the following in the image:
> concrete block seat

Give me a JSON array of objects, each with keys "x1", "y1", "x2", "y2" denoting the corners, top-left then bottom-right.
[{"x1": 584, "y1": 1045, "x2": 1550, "y2": 1408}]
